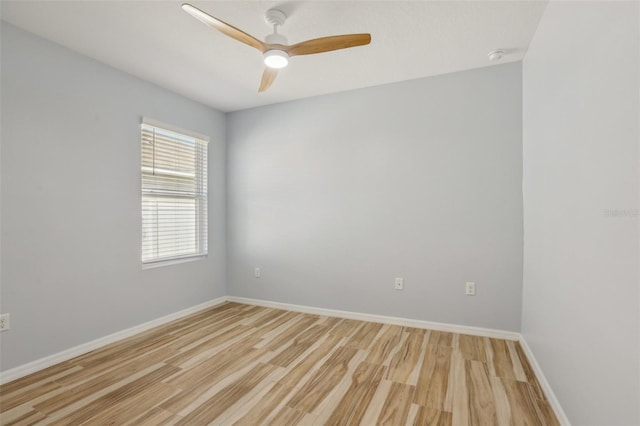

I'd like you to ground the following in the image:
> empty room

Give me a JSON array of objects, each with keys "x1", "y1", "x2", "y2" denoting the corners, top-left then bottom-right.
[{"x1": 0, "y1": 1, "x2": 638, "y2": 425}]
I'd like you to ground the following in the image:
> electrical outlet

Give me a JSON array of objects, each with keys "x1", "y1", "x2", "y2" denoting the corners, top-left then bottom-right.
[
  {"x1": 465, "y1": 282, "x2": 476, "y2": 296},
  {"x1": 254, "y1": 267, "x2": 261, "y2": 278},
  {"x1": 0, "y1": 314, "x2": 10, "y2": 331},
  {"x1": 395, "y1": 277, "x2": 404, "y2": 290}
]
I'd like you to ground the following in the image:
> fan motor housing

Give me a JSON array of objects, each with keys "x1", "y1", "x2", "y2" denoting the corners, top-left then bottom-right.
[{"x1": 265, "y1": 32, "x2": 287, "y2": 45}]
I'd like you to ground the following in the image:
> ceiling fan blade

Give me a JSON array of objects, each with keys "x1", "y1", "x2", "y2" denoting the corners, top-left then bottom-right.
[
  {"x1": 285, "y1": 34, "x2": 371, "y2": 57},
  {"x1": 259, "y1": 68, "x2": 278, "y2": 92},
  {"x1": 182, "y1": 4, "x2": 266, "y2": 52}
]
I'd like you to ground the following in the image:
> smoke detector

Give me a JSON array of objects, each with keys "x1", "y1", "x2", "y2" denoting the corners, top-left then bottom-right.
[{"x1": 488, "y1": 49, "x2": 505, "y2": 61}]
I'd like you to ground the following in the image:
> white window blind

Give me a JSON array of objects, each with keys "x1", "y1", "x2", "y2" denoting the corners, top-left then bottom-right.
[{"x1": 141, "y1": 121, "x2": 208, "y2": 265}]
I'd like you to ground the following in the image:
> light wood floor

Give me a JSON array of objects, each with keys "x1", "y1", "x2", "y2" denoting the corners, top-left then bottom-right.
[{"x1": 0, "y1": 302, "x2": 558, "y2": 425}]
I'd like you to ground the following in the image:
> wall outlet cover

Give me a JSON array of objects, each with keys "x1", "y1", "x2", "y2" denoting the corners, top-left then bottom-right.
[
  {"x1": 0, "y1": 314, "x2": 10, "y2": 331},
  {"x1": 465, "y1": 282, "x2": 476, "y2": 296},
  {"x1": 395, "y1": 277, "x2": 404, "y2": 290}
]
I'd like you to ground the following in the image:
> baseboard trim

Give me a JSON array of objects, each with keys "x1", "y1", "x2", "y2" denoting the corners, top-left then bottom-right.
[
  {"x1": 226, "y1": 296, "x2": 521, "y2": 341},
  {"x1": 518, "y1": 336, "x2": 571, "y2": 425},
  {"x1": 0, "y1": 297, "x2": 227, "y2": 384}
]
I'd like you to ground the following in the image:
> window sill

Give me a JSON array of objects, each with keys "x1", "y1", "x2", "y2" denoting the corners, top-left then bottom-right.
[{"x1": 142, "y1": 254, "x2": 207, "y2": 270}]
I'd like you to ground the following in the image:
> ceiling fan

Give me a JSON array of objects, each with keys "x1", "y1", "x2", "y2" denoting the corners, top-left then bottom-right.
[{"x1": 181, "y1": 4, "x2": 371, "y2": 92}]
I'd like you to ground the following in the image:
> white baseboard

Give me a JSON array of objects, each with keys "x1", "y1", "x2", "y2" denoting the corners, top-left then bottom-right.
[
  {"x1": 518, "y1": 336, "x2": 571, "y2": 425},
  {"x1": 0, "y1": 297, "x2": 227, "y2": 385},
  {"x1": 226, "y1": 296, "x2": 521, "y2": 341}
]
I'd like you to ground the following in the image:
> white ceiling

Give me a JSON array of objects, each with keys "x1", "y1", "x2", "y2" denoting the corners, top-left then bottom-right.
[{"x1": 1, "y1": 1, "x2": 548, "y2": 112}]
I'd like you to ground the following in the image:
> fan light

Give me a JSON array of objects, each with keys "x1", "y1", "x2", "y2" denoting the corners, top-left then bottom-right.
[{"x1": 264, "y1": 50, "x2": 289, "y2": 69}]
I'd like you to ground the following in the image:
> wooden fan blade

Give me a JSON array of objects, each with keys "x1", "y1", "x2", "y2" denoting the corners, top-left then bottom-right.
[
  {"x1": 285, "y1": 34, "x2": 371, "y2": 57},
  {"x1": 182, "y1": 4, "x2": 266, "y2": 52},
  {"x1": 259, "y1": 68, "x2": 278, "y2": 92}
]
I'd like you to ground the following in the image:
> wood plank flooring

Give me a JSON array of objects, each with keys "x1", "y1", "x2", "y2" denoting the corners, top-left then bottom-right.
[{"x1": 0, "y1": 302, "x2": 559, "y2": 425}]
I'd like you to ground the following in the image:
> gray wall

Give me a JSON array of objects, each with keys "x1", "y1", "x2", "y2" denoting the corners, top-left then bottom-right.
[
  {"x1": 0, "y1": 23, "x2": 227, "y2": 371},
  {"x1": 227, "y1": 63, "x2": 524, "y2": 331},
  {"x1": 522, "y1": 2, "x2": 639, "y2": 424}
]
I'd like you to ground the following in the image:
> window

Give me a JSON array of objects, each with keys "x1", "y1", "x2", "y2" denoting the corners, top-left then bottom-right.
[{"x1": 141, "y1": 119, "x2": 208, "y2": 266}]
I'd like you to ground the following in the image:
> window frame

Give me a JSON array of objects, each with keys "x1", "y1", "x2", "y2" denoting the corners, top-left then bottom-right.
[{"x1": 140, "y1": 118, "x2": 209, "y2": 268}]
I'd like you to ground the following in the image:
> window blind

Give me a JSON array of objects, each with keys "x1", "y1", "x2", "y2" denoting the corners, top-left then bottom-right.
[{"x1": 141, "y1": 122, "x2": 208, "y2": 265}]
